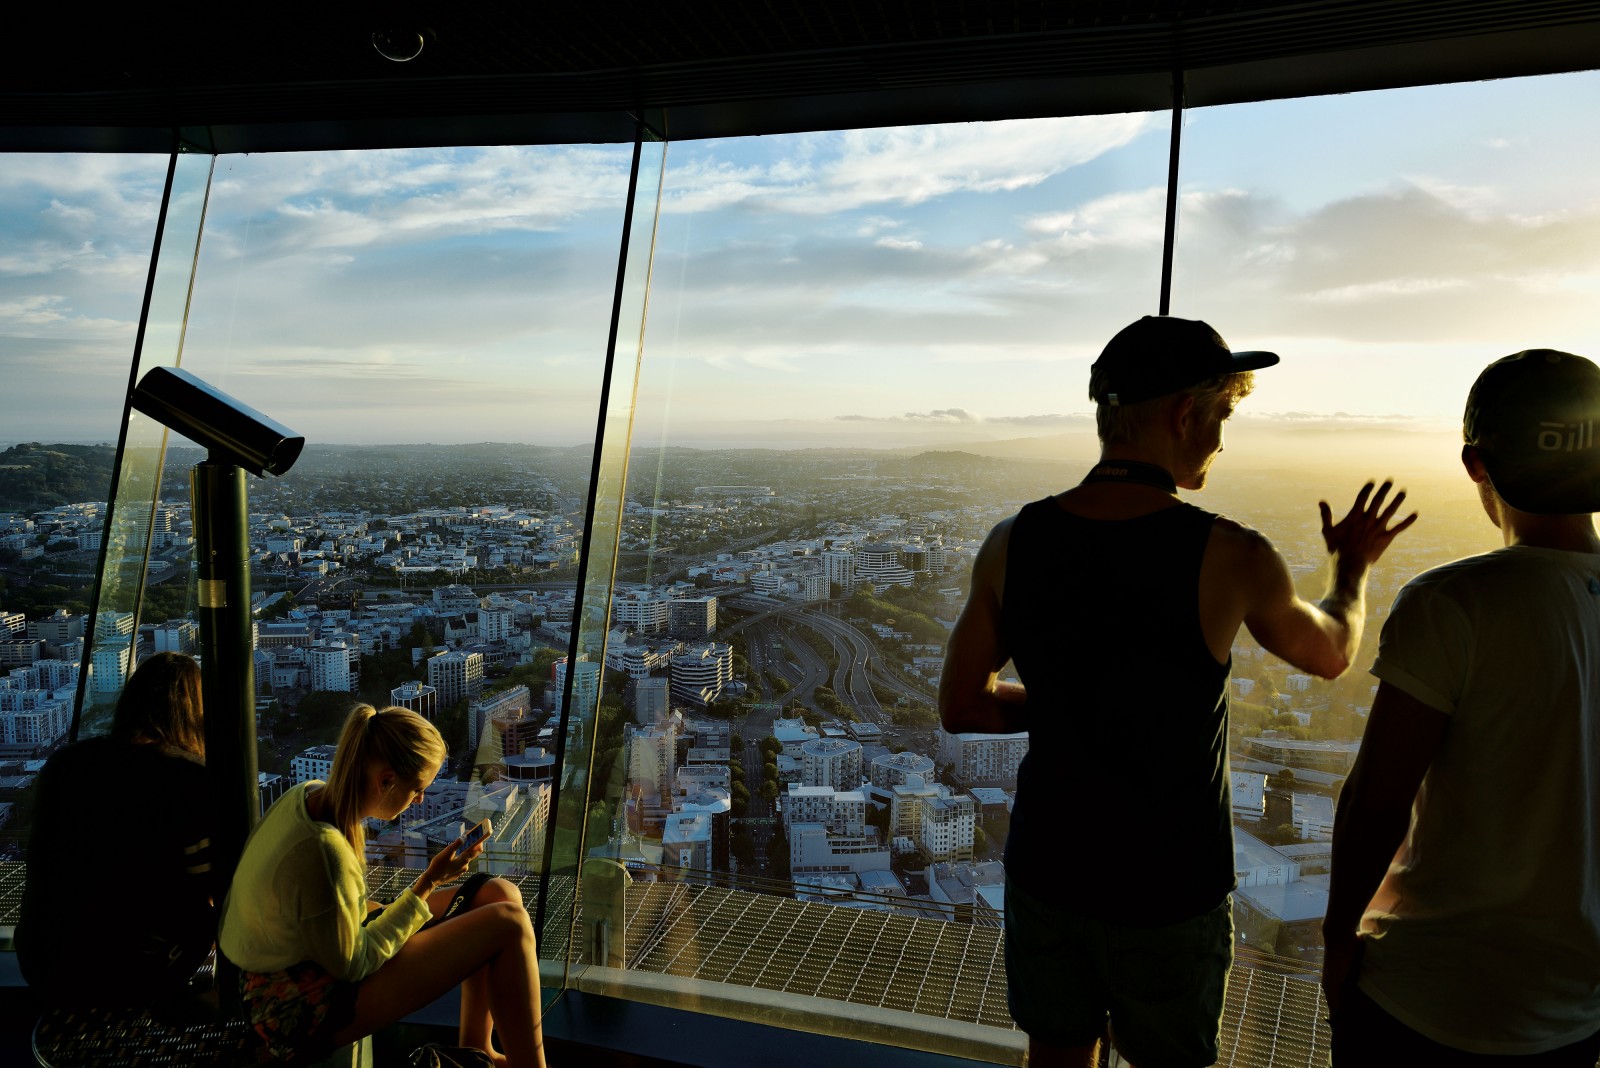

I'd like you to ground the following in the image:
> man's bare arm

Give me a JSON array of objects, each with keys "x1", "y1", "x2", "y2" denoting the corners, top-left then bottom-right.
[
  {"x1": 1239, "y1": 480, "x2": 1416, "y2": 678},
  {"x1": 1321, "y1": 681, "x2": 1447, "y2": 1013},
  {"x1": 939, "y1": 519, "x2": 1027, "y2": 736}
]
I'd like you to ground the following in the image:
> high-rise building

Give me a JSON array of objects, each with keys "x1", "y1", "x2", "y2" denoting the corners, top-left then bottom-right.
[
  {"x1": 89, "y1": 643, "x2": 130, "y2": 694},
  {"x1": 820, "y1": 550, "x2": 855, "y2": 596},
  {"x1": 627, "y1": 721, "x2": 678, "y2": 802},
  {"x1": 428, "y1": 649, "x2": 484, "y2": 708},
  {"x1": 309, "y1": 639, "x2": 358, "y2": 693},
  {"x1": 553, "y1": 657, "x2": 600, "y2": 717},
  {"x1": 800, "y1": 737, "x2": 863, "y2": 790},
  {"x1": 631, "y1": 676, "x2": 670, "y2": 723},
  {"x1": 921, "y1": 793, "x2": 976, "y2": 863},
  {"x1": 783, "y1": 784, "x2": 866, "y2": 835},
  {"x1": 669, "y1": 642, "x2": 733, "y2": 707},
  {"x1": 669, "y1": 596, "x2": 716, "y2": 638},
  {"x1": 479, "y1": 606, "x2": 514, "y2": 642},
  {"x1": 937, "y1": 728, "x2": 1028, "y2": 786}
]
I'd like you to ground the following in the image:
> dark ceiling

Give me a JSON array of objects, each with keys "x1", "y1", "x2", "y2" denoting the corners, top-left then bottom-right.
[{"x1": 6, "y1": 1, "x2": 1599, "y2": 153}]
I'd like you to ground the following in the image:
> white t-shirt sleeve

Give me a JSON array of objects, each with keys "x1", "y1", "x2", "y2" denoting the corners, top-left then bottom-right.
[{"x1": 1370, "y1": 579, "x2": 1470, "y2": 715}]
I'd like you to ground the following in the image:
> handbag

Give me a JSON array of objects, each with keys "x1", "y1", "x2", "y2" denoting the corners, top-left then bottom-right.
[{"x1": 407, "y1": 1042, "x2": 497, "y2": 1068}]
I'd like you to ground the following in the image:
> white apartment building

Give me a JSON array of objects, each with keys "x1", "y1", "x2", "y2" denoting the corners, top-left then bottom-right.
[
  {"x1": 480, "y1": 607, "x2": 514, "y2": 642},
  {"x1": 670, "y1": 642, "x2": 733, "y2": 707},
  {"x1": 800, "y1": 736, "x2": 863, "y2": 790},
  {"x1": 89, "y1": 643, "x2": 130, "y2": 694},
  {"x1": 789, "y1": 823, "x2": 891, "y2": 876},
  {"x1": 820, "y1": 550, "x2": 855, "y2": 595},
  {"x1": 937, "y1": 728, "x2": 1029, "y2": 785},
  {"x1": 870, "y1": 750, "x2": 935, "y2": 789},
  {"x1": 783, "y1": 784, "x2": 866, "y2": 835},
  {"x1": 612, "y1": 589, "x2": 672, "y2": 634},
  {"x1": 891, "y1": 782, "x2": 946, "y2": 842},
  {"x1": 0, "y1": 701, "x2": 71, "y2": 748},
  {"x1": 291, "y1": 743, "x2": 338, "y2": 784},
  {"x1": 921, "y1": 793, "x2": 976, "y2": 863},
  {"x1": 309, "y1": 639, "x2": 358, "y2": 693},
  {"x1": 854, "y1": 543, "x2": 914, "y2": 592},
  {"x1": 428, "y1": 649, "x2": 484, "y2": 708},
  {"x1": 554, "y1": 657, "x2": 600, "y2": 716}
]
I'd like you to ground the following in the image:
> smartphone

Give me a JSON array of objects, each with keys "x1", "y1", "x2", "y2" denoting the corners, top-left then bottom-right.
[{"x1": 454, "y1": 819, "x2": 490, "y2": 858}]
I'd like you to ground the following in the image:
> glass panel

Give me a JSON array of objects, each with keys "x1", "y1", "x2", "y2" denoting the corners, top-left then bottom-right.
[
  {"x1": 561, "y1": 137, "x2": 668, "y2": 987},
  {"x1": 0, "y1": 150, "x2": 179, "y2": 855},
  {"x1": 582, "y1": 113, "x2": 1169, "y2": 1055},
  {"x1": 1171, "y1": 68, "x2": 1600, "y2": 1040},
  {"x1": 151, "y1": 145, "x2": 640, "y2": 1000},
  {"x1": 76, "y1": 152, "x2": 217, "y2": 739}
]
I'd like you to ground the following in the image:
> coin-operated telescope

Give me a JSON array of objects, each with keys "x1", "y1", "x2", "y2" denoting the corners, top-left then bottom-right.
[{"x1": 131, "y1": 366, "x2": 305, "y2": 895}]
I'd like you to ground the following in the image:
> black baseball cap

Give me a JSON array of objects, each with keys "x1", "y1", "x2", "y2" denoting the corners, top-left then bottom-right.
[
  {"x1": 1089, "y1": 315, "x2": 1279, "y2": 406},
  {"x1": 1464, "y1": 349, "x2": 1600, "y2": 515}
]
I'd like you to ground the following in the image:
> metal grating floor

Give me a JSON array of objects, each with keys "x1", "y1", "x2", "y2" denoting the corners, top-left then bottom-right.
[{"x1": 0, "y1": 860, "x2": 1331, "y2": 1065}]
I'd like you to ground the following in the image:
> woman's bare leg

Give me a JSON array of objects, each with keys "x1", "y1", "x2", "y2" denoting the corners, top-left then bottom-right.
[
  {"x1": 450, "y1": 879, "x2": 525, "y2": 1055},
  {"x1": 332, "y1": 899, "x2": 545, "y2": 1068}
]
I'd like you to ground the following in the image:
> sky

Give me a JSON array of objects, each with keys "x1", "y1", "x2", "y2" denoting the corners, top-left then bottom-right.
[{"x1": 2, "y1": 70, "x2": 1598, "y2": 457}]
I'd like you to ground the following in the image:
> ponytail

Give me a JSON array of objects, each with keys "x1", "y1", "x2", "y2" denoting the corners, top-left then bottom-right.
[{"x1": 324, "y1": 704, "x2": 447, "y2": 864}]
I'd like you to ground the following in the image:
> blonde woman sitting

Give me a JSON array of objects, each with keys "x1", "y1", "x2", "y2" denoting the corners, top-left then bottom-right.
[{"x1": 221, "y1": 705, "x2": 548, "y2": 1066}]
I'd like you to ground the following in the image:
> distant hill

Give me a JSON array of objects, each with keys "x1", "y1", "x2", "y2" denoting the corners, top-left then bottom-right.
[{"x1": 0, "y1": 443, "x2": 116, "y2": 511}]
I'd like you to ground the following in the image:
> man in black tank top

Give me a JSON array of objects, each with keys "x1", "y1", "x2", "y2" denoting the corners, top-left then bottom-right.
[{"x1": 939, "y1": 316, "x2": 1416, "y2": 1068}]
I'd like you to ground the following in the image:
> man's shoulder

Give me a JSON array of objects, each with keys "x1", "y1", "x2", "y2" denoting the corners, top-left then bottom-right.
[
  {"x1": 1398, "y1": 546, "x2": 1587, "y2": 606},
  {"x1": 1205, "y1": 513, "x2": 1276, "y2": 564}
]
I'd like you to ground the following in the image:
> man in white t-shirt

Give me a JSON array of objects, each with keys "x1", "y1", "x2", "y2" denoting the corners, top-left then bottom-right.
[{"x1": 1324, "y1": 349, "x2": 1600, "y2": 1064}]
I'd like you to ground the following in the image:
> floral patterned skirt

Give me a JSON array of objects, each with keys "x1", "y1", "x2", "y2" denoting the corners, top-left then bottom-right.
[{"x1": 240, "y1": 960, "x2": 359, "y2": 1062}]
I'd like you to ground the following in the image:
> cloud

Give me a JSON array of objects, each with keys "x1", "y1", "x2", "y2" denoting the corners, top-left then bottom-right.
[
  {"x1": 1173, "y1": 181, "x2": 1600, "y2": 342},
  {"x1": 664, "y1": 115, "x2": 1153, "y2": 215},
  {"x1": 203, "y1": 146, "x2": 636, "y2": 261}
]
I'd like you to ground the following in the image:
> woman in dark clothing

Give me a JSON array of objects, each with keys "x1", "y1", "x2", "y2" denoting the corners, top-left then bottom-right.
[{"x1": 17, "y1": 651, "x2": 218, "y2": 1012}]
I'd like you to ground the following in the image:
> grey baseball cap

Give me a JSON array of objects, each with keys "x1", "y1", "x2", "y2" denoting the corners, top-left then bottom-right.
[{"x1": 1464, "y1": 349, "x2": 1600, "y2": 515}]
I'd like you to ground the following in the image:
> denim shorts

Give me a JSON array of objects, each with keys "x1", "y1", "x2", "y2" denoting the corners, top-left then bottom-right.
[{"x1": 1005, "y1": 876, "x2": 1234, "y2": 1068}]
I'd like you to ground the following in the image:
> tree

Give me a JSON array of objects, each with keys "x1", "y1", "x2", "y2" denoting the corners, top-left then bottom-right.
[
  {"x1": 767, "y1": 824, "x2": 790, "y2": 878},
  {"x1": 758, "y1": 779, "x2": 779, "y2": 801},
  {"x1": 731, "y1": 827, "x2": 757, "y2": 870}
]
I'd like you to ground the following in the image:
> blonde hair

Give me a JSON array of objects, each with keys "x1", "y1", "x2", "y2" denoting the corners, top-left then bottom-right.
[
  {"x1": 1094, "y1": 370, "x2": 1255, "y2": 446},
  {"x1": 113, "y1": 652, "x2": 205, "y2": 758},
  {"x1": 324, "y1": 704, "x2": 446, "y2": 863}
]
